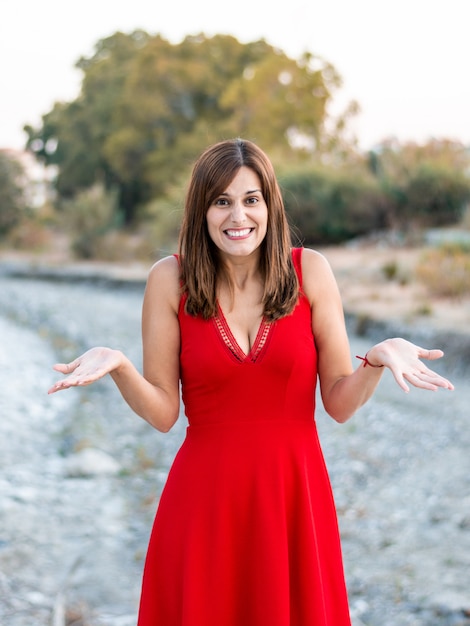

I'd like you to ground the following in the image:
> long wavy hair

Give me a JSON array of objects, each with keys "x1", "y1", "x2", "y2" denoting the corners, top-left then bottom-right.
[{"x1": 178, "y1": 138, "x2": 299, "y2": 321}]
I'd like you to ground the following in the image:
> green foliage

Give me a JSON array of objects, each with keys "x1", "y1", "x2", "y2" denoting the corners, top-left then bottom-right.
[
  {"x1": 61, "y1": 184, "x2": 118, "y2": 258},
  {"x1": 23, "y1": 31, "x2": 470, "y2": 253},
  {"x1": 0, "y1": 151, "x2": 27, "y2": 235},
  {"x1": 368, "y1": 139, "x2": 470, "y2": 230},
  {"x1": 25, "y1": 31, "x2": 150, "y2": 224},
  {"x1": 25, "y1": 32, "x2": 344, "y2": 227},
  {"x1": 142, "y1": 197, "x2": 184, "y2": 257},
  {"x1": 381, "y1": 260, "x2": 399, "y2": 281},
  {"x1": 220, "y1": 51, "x2": 341, "y2": 150},
  {"x1": 280, "y1": 165, "x2": 385, "y2": 244},
  {"x1": 404, "y1": 166, "x2": 470, "y2": 226}
]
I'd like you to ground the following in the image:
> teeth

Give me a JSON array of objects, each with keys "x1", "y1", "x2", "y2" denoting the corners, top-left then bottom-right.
[{"x1": 225, "y1": 229, "x2": 251, "y2": 237}]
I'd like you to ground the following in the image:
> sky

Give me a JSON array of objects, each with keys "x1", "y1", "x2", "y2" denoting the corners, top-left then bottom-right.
[{"x1": 1, "y1": 0, "x2": 469, "y2": 152}]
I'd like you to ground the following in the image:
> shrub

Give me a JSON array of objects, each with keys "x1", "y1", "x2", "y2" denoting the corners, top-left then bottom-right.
[
  {"x1": 415, "y1": 243, "x2": 470, "y2": 298},
  {"x1": 381, "y1": 260, "x2": 399, "y2": 281},
  {"x1": 61, "y1": 184, "x2": 118, "y2": 258},
  {"x1": 0, "y1": 151, "x2": 27, "y2": 235},
  {"x1": 141, "y1": 195, "x2": 183, "y2": 257},
  {"x1": 280, "y1": 165, "x2": 386, "y2": 244},
  {"x1": 401, "y1": 167, "x2": 470, "y2": 227},
  {"x1": 4, "y1": 217, "x2": 53, "y2": 252}
]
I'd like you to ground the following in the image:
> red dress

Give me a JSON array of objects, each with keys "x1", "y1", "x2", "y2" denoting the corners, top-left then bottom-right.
[{"x1": 137, "y1": 248, "x2": 351, "y2": 625}]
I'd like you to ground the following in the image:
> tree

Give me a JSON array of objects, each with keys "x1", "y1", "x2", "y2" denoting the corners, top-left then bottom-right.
[
  {"x1": 220, "y1": 51, "x2": 341, "y2": 151},
  {"x1": 0, "y1": 151, "x2": 27, "y2": 235},
  {"x1": 25, "y1": 32, "x2": 345, "y2": 226},
  {"x1": 25, "y1": 31, "x2": 150, "y2": 224}
]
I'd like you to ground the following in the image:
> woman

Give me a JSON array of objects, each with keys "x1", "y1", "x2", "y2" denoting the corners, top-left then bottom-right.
[{"x1": 49, "y1": 138, "x2": 453, "y2": 625}]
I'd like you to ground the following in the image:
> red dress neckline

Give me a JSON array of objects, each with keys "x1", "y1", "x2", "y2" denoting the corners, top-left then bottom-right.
[{"x1": 213, "y1": 303, "x2": 272, "y2": 363}]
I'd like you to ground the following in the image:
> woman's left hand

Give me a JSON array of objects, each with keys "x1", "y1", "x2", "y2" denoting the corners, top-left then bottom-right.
[
  {"x1": 365, "y1": 338, "x2": 455, "y2": 393},
  {"x1": 48, "y1": 346, "x2": 124, "y2": 394}
]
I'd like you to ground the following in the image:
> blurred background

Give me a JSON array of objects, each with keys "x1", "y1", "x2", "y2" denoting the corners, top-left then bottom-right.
[
  {"x1": 0, "y1": 1, "x2": 469, "y2": 625},
  {"x1": 1, "y1": 0, "x2": 470, "y2": 261}
]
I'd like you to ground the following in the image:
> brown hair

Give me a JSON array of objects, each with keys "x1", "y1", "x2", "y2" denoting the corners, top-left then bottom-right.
[{"x1": 178, "y1": 138, "x2": 299, "y2": 321}]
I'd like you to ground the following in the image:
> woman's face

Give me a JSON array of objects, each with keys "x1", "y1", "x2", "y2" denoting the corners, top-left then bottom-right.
[{"x1": 206, "y1": 166, "x2": 268, "y2": 261}]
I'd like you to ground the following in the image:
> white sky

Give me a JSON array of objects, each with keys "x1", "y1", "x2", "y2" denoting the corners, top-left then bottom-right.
[{"x1": 1, "y1": 0, "x2": 469, "y2": 152}]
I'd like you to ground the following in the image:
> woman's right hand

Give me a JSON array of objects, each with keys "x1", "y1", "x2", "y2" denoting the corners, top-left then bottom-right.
[{"x1": 48, "y1": 347, "x2": 124, "y2": 394}]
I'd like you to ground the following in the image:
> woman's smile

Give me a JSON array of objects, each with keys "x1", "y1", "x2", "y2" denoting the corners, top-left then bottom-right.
[{"x1": 224, "y1": 227, "x2": 255, "y2": 239}]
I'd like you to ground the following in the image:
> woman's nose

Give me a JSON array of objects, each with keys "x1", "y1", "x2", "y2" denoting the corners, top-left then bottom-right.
[{"x1": 230, "y1": 202, "x2": 246, "y2": 223}]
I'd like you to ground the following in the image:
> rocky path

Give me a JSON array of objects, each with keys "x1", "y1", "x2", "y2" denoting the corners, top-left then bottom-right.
[{"x1": 0, "y1": 274, "x2": 469, "y2": 626}]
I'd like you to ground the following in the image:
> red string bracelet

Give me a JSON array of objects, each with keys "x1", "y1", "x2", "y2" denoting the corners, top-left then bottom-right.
[{"x1": 356, "y1": 353, "x2": 384, "y2": 368}]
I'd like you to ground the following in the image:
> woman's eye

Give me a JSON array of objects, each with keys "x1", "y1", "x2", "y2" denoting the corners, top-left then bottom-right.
[{"x1": 213, "y1": 196, "x2": 260, "y2": 207}]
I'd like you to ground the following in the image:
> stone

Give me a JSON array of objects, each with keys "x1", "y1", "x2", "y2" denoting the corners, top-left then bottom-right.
[{"x1": 63, "y1": 448, "x2": 120, "y2": 478}]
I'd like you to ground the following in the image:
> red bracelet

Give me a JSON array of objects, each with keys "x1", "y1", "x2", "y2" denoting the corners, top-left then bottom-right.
[{"x1": 356, "y1": 353, "x2": 384, "y2": 368}]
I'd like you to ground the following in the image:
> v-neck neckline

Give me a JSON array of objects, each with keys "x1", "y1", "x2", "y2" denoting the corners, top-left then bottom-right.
[{"x1": 213, "y1": 303, "x2": 272, "y2": 363}]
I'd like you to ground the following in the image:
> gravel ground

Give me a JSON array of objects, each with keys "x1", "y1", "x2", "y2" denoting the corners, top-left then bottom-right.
[{"x1": 0, "y1": 271, "x2": 469, "y2": 626}]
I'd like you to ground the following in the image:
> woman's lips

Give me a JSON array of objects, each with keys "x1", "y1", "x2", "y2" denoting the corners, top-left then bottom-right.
[{"x1": 224, "y1": 228, "x2": 254, "y2": 239}]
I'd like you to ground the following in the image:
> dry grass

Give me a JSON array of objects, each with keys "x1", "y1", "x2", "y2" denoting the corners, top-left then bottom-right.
[
  {"x1": 415, "y1": 244, "x2": 470, "y2": 298},
  {"x1": 322, "y1": 243, "x2": 470, "y2": 335}
]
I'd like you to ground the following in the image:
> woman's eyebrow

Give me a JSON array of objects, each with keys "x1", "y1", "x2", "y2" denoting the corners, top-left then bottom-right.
[{"x1": 219, "y1": 188, "x2": 262, "y2": 196}]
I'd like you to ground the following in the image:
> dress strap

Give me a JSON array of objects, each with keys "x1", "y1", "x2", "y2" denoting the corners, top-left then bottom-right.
[{"x1": 291, "y1": 247, "x2": 303, "y2": 288}]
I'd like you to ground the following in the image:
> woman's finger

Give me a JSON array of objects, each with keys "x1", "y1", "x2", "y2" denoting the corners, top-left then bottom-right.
[
  {"x1": 403, "y1": 369, "x2": 454, "y2": 391},
  {"x1": 48, "y1": 376, "x2": 89, "y2": 394},
  {"x1": 418, "y1": 348, "x2": 444, "y2": 361},
  {"x1": 52, "y1": 360, "x2": 79, "y2": 374}
]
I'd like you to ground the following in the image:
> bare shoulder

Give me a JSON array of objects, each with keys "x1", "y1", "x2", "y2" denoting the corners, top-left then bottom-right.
[
  {"x1": 300, "y1": 247, "x2": 332, "y2": 271},
  {"x1": 148, "y1": 254, "x2": 180, "y2": 281},
  {"x1": 145, "y1": 255, "x2": 180, "y2": 313},
  {"x1": 300, "y1": 247, "x2": 339, "y2": 304}
]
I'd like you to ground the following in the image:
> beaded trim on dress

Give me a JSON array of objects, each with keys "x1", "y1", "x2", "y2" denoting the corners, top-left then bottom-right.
[{"x1": 213, "y1": 307, "x2": 272, "y2": 363}]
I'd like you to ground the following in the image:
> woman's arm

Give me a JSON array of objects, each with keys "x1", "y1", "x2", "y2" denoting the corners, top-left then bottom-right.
[
  {"x1": 48, "y1": 256, "x2": 182, "y2": 433},
  {"x1": 301, "y1": 248, "x2": 454, "y2": 423}
]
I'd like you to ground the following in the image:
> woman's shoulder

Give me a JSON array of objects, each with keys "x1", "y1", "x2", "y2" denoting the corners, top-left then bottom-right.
[
  {"x1": 297, "y1": 246, "x2": 333, "y2": 272},
  {"x1": 298, "y1": 247, "x2": 339, "y2": 303},
  {"x1": 145, "y1": 255, "x2": 181, "y2": 310},
  {"x1": 148, "y1": 254, "x2": 180, "y2": 278}
]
